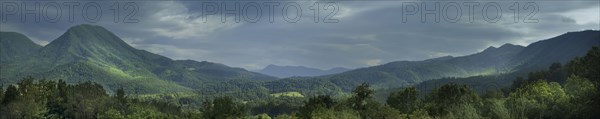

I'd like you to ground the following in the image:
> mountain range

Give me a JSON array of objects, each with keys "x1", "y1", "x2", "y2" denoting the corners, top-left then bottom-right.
[
  {"x1": 266, "y1": 30, "x2": 599, "y2": 95},
  {"x1": 257, "y1": 65, "x2": 351, "y2": 78},
  {"x1": 0, "y1": 24, "x2": 275, "y2": 94},
  {"x1": 1, "y1": 24, "x2": 598, "y2": 97}
]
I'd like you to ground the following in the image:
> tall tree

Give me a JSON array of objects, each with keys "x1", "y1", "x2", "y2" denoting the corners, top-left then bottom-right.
[
  {"x1": 566, "y1": 47, "x2": 600, "y2": 118},
  {"x1": 348, "y1": 83, "x2": 401, "y2": 118},
  {"x1": 116, "y1": 88, "x2": 126, "y2": 103},
  {"x1": 1, "y1": 85, "x2": 19, "y2": 104},
  {"x1": 564, "y1": 75, "x2": 598, "y2": 118},
  {"x1": 387, "y1": 87, "x2": 420, "y2": 115},
  {"x1": 426, "y1": 84, "x2": 481, "y2": 116},
  {"x1": 299, "y1": 95, "x2": 335, "y2": 119},
  {"x1": 567, "y1": 47, "x2": 600, "y2": 86},
  {"x1": 350, "y1": 82, "x2": 374, "y2": 110},
  {"x1": 202, "y1": 96, "x2": 248, "y2": 119},
  {"x1": 506, "y1": 80, "x2": 566, "y2": 119}
]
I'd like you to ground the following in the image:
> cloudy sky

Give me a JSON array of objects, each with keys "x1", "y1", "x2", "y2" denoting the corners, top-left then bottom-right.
[{"x1": 1, "y1": 0, "x2": 599, "y2": 70}]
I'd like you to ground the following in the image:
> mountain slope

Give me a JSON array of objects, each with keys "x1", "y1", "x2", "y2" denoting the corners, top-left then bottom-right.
[
  {"x1": 509, "y1": 30, "x2": 600, "y2": 71},
  {"x1": 331, "y1": 30, "x2": 598, "y2": 90},
  {"x1": 258, "y1": 65, "x2": 351, "y2": 78},
  {"x1": 266, "y1": 43, "x2": 526, "y2": 94},
  {"x1": 324, "y1": 43, "x2": 525, "y2": 90},
  {"x1": 0, "y1": 24, "x2": 276, "y2": 93},
  {"x1": 267, "y1": 30, "x2": 599, "y2": 95},
  {"x1": 0, "y1": 32, "x2": 42, "y2": 63}
]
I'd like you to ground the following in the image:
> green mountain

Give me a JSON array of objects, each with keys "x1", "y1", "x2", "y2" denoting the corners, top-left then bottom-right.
[
  {"x1": 0, "y1": 32, "x2": 42, "y2": 63},
  {"x1": 509, "y1": 30, "x2": 600, "y2": 71},
  {"x1": 414, "y1": 30, "x2": 600, "y2": 94},
  {"x1": 0, "y1": 24, "x2": 275, "y2": 94},
  {"x1": 264, "y1": 44, "x2": 526, "y2": 95},
  {"x1": 1, "y1": 24, "x2": 597, "y2": 99},
  {"x1": 323, "y1": 43, "x2": 524, "y2": 89},
  {"x1": 267, "y1": 30, "x2": 599, "y2": 96}
]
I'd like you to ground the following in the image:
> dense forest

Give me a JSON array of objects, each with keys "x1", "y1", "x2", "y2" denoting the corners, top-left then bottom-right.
[{"x1": 1, "y1": 47, "x2": 598, "y2": 118}]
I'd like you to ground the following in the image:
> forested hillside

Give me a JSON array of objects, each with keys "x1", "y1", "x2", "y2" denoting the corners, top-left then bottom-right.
[
  {"x1": 0, "y1": 25, "x2": 276, "y2": 94},
  {"x1": 266, "y1": 30, "x2": 599, "y2": 97},
  {"x1": 1, "y1": 47, "x2": 598, "y2": 118}
]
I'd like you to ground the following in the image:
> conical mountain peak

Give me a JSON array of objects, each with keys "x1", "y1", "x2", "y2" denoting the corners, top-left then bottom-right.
[
  {"x1": 37, "y1": 24, "x2": 142, "y2": 64},
  {"x1": 48, "y1": 24, "x2": 133, "y2": 49}
]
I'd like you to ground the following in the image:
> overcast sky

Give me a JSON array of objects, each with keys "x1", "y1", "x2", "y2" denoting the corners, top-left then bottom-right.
[{"x1": 1, "y1": 0, "x2": 599, "y2": 70}]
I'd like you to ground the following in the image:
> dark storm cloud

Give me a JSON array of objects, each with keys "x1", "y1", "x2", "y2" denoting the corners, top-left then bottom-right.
[{"x1": 0, "y1": 0, "x2": 598, "y2": 70}]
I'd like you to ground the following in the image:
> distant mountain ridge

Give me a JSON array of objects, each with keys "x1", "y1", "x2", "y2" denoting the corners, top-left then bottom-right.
[
  {"x1": 324, "y1": 43, "x2": 526, "y2": 89},
  {"x1": 267, "y1": 30, "x2": 599, "y2": 95},
  {"x1": 258, "y1": 64, "x2": 351, "y2": 78}
]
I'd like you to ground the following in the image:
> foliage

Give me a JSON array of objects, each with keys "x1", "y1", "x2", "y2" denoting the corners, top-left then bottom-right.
[
  {"x1": 0, "y1": 78, "x2": 197, "y2": 119},
  {"x1": 349, "y1": 83, "x2": 374, "y2": 111},
  {"x1": 201, "y1": 96, "x2": 248, "y2": 119},
  {"x1": 298, "y1": 95, "x2": 335, "y2": 119},
  {"x1": 309, "y1": 107, "x2": 361, "y2": 119},
  {"x1": 387, "y1": 86, "x2": 420, "y2": 114},
  {"x1": 563, "y1": 74, "x2": 599, "y2": 118},
  {"x1": 249, "y1": 96, "x2": 303, "y2": 117},
  {"x1": 424, "y1": 83, "x2": 482, "y2": 117},
  {"x1": 1, "y1": 47, "x2": 599, "y2": 118},
  {"x1": 274, "y1": 113, "x2": 299, "y2": 119},
  {"x1": 481, "y1": 99, "x2": 509, "y2": 119}
]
